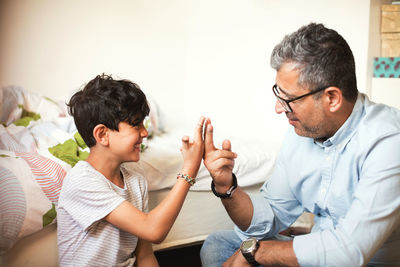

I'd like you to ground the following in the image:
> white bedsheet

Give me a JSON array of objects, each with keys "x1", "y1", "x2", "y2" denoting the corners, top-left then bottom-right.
[{"x1": 125, "y1": 128, "x2": 277, "y2": 191}]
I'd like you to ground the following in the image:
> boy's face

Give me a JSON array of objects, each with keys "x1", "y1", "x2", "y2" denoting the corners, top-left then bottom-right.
[{"x1": 107, "y1": 121, "x2": 148, "y2": 162}]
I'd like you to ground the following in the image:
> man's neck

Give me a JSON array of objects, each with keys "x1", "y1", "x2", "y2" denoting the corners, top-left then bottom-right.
[{"x1": 316, "y1": 99, "x2": 357, "y2": 142}]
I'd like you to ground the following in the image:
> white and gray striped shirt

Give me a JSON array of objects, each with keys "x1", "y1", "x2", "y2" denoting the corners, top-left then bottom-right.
[{"x1": 57, "y1": 161, "x2": 148, "y2": 267}]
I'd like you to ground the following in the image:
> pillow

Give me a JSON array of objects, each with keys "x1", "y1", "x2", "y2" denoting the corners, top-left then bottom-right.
[
  {"x1": 0, "y1": 86, "x2": 70, "y2": 254},
  {"x1": 0, "y1": 86, "x2": 66, "y2": 127},
  {"x1": 0, "y1": 150, "x2": 66, "y2": 254}
]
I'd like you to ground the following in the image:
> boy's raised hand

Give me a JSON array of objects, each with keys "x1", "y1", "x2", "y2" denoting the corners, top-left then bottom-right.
[
  {"x1": 180, "y1": 116, "x2": 206, "y2": 178},
  {"x1": 203, "y1": 119, "x2": 237, "y2": 190}
]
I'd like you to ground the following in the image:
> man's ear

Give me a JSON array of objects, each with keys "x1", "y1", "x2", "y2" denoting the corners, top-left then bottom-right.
[
  {"x1": 93, "y1": 124, "x2": 109, "y2": 146},
  {"x1": 323, "y1": 87, "x2": 343, "y2": 113}
]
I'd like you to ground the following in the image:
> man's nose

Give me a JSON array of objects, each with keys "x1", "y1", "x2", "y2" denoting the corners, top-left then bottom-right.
[{"x1": 275, "y1": 100, "x2": 286, "y2": 114}]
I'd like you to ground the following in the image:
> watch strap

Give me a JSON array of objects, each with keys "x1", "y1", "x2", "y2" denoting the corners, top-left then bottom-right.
[
  {"x1": 211, "y1": 173, "x2": 238, "y2": 198},
  {"x1": 243, "y1": 252, "x2": 259, "y2": 266},
  {"x1": 241, "y1": 239, "x2": 260, "y2": 266}
]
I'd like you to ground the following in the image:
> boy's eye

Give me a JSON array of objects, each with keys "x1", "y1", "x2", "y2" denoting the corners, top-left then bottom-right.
[{"x1": 134, "y1": 122, "x2": 144, "y2": 130}]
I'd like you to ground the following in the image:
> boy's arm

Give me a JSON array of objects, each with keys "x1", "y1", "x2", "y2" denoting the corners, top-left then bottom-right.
[
  {"x1": 105, "y1": 177, "x2": 191, "y2": 243},
  {"x1": 106, "y1": 117, "x2": 206, "y2": 243},
  {"x1": 135, "y1": 238, "x2": 159, "y2": 267}
]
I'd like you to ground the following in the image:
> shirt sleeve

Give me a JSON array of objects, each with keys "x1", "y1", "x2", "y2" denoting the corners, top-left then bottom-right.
[
  {"x1": 61, "y1": 172, "x2": 125, "y2": 231},
  {"x1": 293, "y1": 132, "x2": 400, "y2": 266},
  {"x1": 235, "y1": 149, "x2": 304, "y2": 240},
  {"x1": 141, "y1": 177, "x2": 149, "y2": 213}
]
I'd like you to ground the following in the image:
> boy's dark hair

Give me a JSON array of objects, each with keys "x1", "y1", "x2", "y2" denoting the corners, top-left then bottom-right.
[
  {"x1": 67, "y1": 74, "x2": 150, "y2": 147},
  {"x1": 270, "y1": 23, "x2": 358, "y2": 102}
]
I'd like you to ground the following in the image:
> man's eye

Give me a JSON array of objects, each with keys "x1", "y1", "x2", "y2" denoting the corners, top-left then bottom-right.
[
  {"x1": 277, "y1": 89, "x2": 288, "y2": 98},
  {"x1": 279, "y1": 94, "x2": 290, "y2": 101}
]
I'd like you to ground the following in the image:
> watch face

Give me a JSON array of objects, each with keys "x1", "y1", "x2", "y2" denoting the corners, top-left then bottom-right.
[
  {"x1": 241, "y1": 238, "x2": 257, "y2": 254},
  {"x1": 242, "y1": 239, "x2": 254, "y2": 250},
  {"x1": 241, "y1": 238, "x2": 259, "y2": 265}
]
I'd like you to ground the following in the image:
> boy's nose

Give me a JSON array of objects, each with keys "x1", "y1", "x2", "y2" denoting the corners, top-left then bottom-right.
[{"x1": 141, "y1": 127, "x2": 148, "y2": 138}]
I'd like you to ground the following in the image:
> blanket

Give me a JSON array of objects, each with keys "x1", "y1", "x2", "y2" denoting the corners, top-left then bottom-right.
[{"x1": 0, "y1": 86, "x2": 162, "y2": 254}]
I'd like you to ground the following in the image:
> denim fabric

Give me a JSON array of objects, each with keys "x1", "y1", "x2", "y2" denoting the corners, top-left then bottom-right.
[
  {"x1": 200, "y1": 230, "x2": 293, "y2": 267},
  {"x1": 200, "y1": 230, "x2": 242, "y2": 267}
]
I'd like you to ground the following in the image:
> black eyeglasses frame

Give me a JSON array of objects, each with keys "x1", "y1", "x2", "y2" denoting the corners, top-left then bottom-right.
[{"x1": 272, "y1": 84, "x2": 329, "y2": 112}]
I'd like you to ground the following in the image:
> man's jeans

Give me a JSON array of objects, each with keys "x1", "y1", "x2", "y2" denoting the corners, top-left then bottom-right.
[
  {"x1": 200, "y1": 230, "x2": 294, "y2": 267},
  {"x1": 200, "y1": 230, "x2": 242, "y2": 267}
]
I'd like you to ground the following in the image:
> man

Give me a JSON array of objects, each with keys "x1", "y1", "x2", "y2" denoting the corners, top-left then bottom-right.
[{"x1": 200, "y1": 23, "x2": 400, "y2": 266}]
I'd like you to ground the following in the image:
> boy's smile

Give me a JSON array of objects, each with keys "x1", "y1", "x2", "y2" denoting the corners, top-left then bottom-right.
[{"x1": 108, "y1": 121, "x2": 148, "y2": 163}]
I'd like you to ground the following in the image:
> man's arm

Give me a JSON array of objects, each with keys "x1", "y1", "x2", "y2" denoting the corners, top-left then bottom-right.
[
  {"x1": 224, "y1": 240, "x2": 299, "y2": 267},
  {"x1": 219, "y1": 184, "x2": 254, "y2": 231},
  {"x1": 255, "y1": 240, "x2": 299, "y2": 267},
  {"x1": 203, "y1": 119, "x2": 254, "y2": 230}
]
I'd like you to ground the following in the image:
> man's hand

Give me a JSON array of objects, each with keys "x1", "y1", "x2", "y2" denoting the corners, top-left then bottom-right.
[
  {"x1": 223, "y1": 249, "x2": 251, "y2": 267},
  {"x1": 224, "y1": 240, "x2": 300, "y2": 267},
  {"x1": 203, "y1": 119, "x2": 237, "y2": 191}
]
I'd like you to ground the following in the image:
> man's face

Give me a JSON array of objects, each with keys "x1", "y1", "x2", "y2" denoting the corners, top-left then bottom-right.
[{"x1": 274, "y1": 63, "x2": 331, "y2": 140}]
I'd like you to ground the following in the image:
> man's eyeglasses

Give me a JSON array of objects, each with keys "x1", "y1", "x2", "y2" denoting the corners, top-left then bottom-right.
[{"x1": 272, "y1": 84, "x2": 328, "y2": 113}]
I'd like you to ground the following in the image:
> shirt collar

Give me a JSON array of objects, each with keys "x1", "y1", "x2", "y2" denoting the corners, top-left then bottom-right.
[{"x1": 316, "y1": 93, "x2": 365, "y2": 148}]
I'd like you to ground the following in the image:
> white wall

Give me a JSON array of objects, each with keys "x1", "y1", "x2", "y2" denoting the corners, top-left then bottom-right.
[
  {"x1": 0, "y1": 0, "x2": 372, "y2": 144},
  {"x1": 368, "y1": 0, "x2": 400, "y2": 111}
]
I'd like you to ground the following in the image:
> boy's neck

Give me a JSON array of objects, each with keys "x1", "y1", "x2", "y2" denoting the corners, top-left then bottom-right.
[{"x1": 86, "y1": 151, "x2": 124, "y2": 188}]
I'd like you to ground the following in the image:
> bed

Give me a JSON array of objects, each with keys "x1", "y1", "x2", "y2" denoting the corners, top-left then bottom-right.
[
  {"x1": 0, "y1": 86, "x2": 313, "y2": 266},
  {"x1": 129, "y1": 130, "x2": 278, "y2": 251}
]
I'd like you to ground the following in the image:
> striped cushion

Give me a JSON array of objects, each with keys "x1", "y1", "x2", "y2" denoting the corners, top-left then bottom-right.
[{"x1": 0, "y1": 150, "x2": 66, "y2": 253}]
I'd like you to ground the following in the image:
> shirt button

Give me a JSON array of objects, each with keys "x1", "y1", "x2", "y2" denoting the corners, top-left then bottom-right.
[{"x1": 321, "y1": 188, "x2": 327, "y2": 194}]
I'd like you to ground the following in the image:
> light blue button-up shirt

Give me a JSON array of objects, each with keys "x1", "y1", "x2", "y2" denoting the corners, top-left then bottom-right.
[{"x1": 236, "y1": 93, "x2": 400, "y2": 266}]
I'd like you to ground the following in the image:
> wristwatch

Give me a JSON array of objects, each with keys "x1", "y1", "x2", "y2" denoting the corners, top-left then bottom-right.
[
  {"x1": 240, "y1": 237, "x2": 260, "y2": 266},
  {"x1": 211, "y1": 173, "x2": 238, "y2": 198}
]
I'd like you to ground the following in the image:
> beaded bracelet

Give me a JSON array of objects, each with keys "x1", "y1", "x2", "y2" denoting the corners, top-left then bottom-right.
[{"x1": 177, "y1": 173, "x2": 196, "y2": 186}]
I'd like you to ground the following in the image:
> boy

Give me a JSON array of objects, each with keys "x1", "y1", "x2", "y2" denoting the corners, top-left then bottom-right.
[{"x1": 57, "y1": 74, "x2": 206, "y2": 266}]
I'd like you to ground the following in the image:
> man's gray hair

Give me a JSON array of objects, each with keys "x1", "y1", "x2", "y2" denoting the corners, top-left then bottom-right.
[{"x1": 270, "y1": 23, "x2": 358, "y2": 101}]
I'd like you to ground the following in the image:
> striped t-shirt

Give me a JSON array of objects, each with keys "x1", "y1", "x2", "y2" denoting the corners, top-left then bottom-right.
[{"x1": 57, "y1": 161, "x2": 148, "y2": 267}]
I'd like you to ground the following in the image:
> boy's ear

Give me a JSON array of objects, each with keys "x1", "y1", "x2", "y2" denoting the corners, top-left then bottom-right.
[{"x1": 93, "y1": 124, "x2": 109, "y2": 146}]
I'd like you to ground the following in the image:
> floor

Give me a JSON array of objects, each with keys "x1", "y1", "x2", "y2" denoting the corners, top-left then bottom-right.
[{"x1": 155, "y1": 243, "x2": 203, "y2": 267}]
